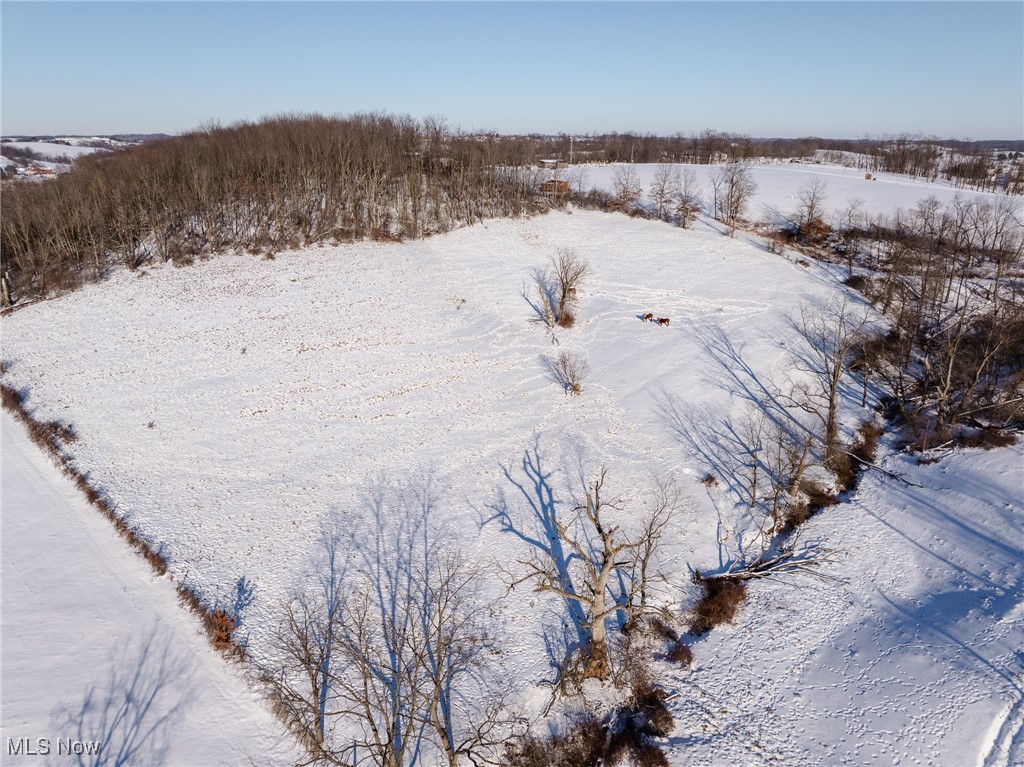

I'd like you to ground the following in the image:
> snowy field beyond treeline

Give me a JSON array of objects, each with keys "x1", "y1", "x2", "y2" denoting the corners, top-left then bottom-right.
[
  {"x1": 571, "y1": 161, "x2": 1008, "y2": 219},
  {"x1": 2, "y1": 180, "x2": 1021, "y2": 765}
]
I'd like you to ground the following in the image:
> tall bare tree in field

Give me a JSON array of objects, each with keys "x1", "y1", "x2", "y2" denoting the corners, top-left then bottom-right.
[
  {"x1": 675, "y1": 168, "x2": 703, "y2": 229},
  {"x1": 510, "y1": 467, "x2": 643, "y2": 682},
  {"x1": 268, "y1": 485, "x2": 517, "y2": 767},
  {"x1": 648, "y1": 163, "x2": 681, "y2": 221},
  {"x1": 710, "y1": 163, "x2": 757, "y2": 235},
  {"x1": 795, "y1": 178, "x2": 829, "y2": 231},
  {"x1": 611, "y1": 165, "x2": 643, "y2": 211},
  {"x1": 552, "y1": 248, "x2": 590, "y2": 328}
]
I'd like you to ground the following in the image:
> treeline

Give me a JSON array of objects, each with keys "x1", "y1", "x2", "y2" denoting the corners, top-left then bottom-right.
[
  {"x1": 504, "y1": 129, "x2": 835, "y2": 165},
  {"x1": 0, "y1": 113, "x2": 547, "y2": 303},
  {"x1": 844, "y1": 194, "x2": 1024, "y2": 442},
  {"x1": 0, "y1": 143, "x2": 76, "y2": 167}
]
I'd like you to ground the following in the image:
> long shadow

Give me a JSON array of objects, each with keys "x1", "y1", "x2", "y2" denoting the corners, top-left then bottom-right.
[
  {"x1": 346, "y1": 475, "x2": 433, "y2": 767},
  {"x1": 876, "y1": 589, "x2": 1023, "y2": 691},
  {"x1": 857, "y1": 490, "x2": 1020, "y2": 594},
  {"x1": 652, "y1": 388, "x2": 762, "y2": 570},
  {"x1": 482, "y1": 441, "x2": 590, "y2": 652},
  {"x1": 520, "y1": 268, "x2": 558, "y2": 325},
  {"x1": 62, "y1": 624, "x2": 191, "y2": 767},
  {"x1": 693, "y1": 322, "x2": 812, "y2": 442}
]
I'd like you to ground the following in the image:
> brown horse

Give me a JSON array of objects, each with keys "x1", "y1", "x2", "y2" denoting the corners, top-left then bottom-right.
[
  {"x1": 642, "y1": 313, "x2": 654, "y2": 322},
  {"x1": 656, "y1": 317, "x2": 670, "y2": 326}
]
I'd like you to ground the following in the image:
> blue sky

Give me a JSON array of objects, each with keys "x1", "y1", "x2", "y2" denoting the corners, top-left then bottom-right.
[{"x1": 2, "y1": 2, "x2": 1022, "y2": 138}]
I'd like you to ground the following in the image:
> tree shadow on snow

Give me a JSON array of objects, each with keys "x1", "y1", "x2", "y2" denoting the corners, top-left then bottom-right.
[
  {"x1": 651, "y1": 388, "x2": 765, "y2": 571},
  {"x1": 481, "y1": 440, "x2": 591, "y2": 673},
  {"x1": 59, "y1": 623, "x2": 192, "y2": 767}
]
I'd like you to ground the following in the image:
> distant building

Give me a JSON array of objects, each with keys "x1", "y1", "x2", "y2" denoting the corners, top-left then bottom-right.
[{"x1": 538, "y1": 159, "x2": 568, "y2": 170}]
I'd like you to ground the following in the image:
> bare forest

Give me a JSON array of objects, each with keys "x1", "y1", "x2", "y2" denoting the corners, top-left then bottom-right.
[{"x1": 1, "y1": 114, "x2": 550, "y2": 303}]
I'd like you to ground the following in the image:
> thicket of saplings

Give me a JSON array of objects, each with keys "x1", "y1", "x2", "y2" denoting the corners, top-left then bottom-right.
[{"x1": 0, "y1": 113, "x2": 551, "y2": 304}]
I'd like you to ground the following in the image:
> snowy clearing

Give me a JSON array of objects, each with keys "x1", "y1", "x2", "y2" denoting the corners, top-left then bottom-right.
[{"x1": 2, "y1": 202, "x2": 1021, "y2": 765}]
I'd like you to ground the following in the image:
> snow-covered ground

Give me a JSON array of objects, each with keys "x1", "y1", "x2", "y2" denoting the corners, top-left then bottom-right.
[
  {"x1": 2, "y1": 141, "x2": 108, "y2": 160},
  {"x1": 571, "y1": 162, "x2": 1008, "y2": 220},
  {"x1": 1, "y1": 412, "x2": 298, "y2": 766},
  {"x1": 2, "y1": 200, "x2": 1021, "y2": 764},
  {"x1": 661, "y1": 440, "x2": 1024, "y2": 767}
]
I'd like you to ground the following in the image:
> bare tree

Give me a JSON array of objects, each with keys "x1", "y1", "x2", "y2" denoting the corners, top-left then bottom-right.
[
  {"x1": 566, "y1": 166, "x2": 589, "y2": 197},
  {"x1": 549, "y1": 351, "x2": 589, "y2": 395},
  {"x1": 675, "y1": 168, "x2": 703, "y2": 229},
  {"x1": 624, "y1": 477, "x2": 680, "y2": 628},
  {"x1": 795, "y1": 178, "x2": 829, "y2": 231},
  {"x1": 789, "y1": 296, "x2": 872, "y2": 464},
  {"x1": 269, "y1": 486, "x2": 516, "y2": 767},
  {"x1": 709, "y1": 164, "x2": 758, "y2": 235},
  {"x1": 839, "y1": 197, "x2": 866, "y2": 276},
  {"x1": 511, "y1": 467, "x2": 641, "y2": 682},
  {"x1": 263, "y1": 530, "x2": 348, "y2": 765},
  {"x1": 648, "y1": 163, "x2": 680, "y2": 221},
  {"x1": 418, "y1": 547, "x2": 523, "y2": 766},
  {"x1": 529, "y1": 267, "x2": 559, "y2": 329},
  {"x1": 611, "y1": 165, "x2": 643, "y2": 212},
  {"x1": 552, "y1": 248, "x2": 590, "y2": 328}
]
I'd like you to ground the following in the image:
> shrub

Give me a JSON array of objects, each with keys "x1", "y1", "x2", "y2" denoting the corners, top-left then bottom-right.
[
  {"x1": 666, "y1": 643, "x2": 693, "y2": 666},
  {"x1": 699, "y1": 472, "x2": 719, "y2": 488},
  {"x1": 554, "y1": 350, "x2": 589, "y2": 396},
  {"x1": 804, "y1": 478, "x2": 840, "y2": 513},
  {"x1": 506, "y1": 684, "x2": 674, "y2": 767},
  {"x1": 503, "y1": 713, "x2": 605, "y2": 767},
  {"x1": 782, "y1": 499, "x2": 812, "y2": 531},
  {"x1": 648, "y1": 616, "x2": 680, "y2": 644},
  {"x1": 689, "y1": 576, "x2": 747, "y2": 636},
  {"x1": 844, "y1": 274, "x2": 871, "y2": 293},
  {"x1": 827, "y1": 449, "x2": 856, "y2": 493},
  {"x1": 800, "y1": 217, "x2": 832, "y2": 244},
  {"x1": 850, "y1": 421, "x2": 883, "y2": 466},
  {"x1": 209, "y1": 609, "x2": 239, "y2": 650},
  {"x1": 630, "y1": 683, "x2": 674, "y2": 738},
  {"x1": 956, "y1": 427, "x2": 1017, "y2": 450},
  {"x1": 177, "y1": 585, "x2": 244, "y2": 658}
]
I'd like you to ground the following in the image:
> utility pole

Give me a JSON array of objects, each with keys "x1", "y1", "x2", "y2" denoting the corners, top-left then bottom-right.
[{"x1": 570, "y1": 135, "x2": 574, "y2": 165}]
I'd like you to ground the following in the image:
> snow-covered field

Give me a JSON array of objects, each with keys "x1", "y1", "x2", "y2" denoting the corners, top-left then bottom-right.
[
  {"x1": 1, "y1": 411, "x2": 298, "y2": 766},
  {"x1": 2, "y1": 141, "x2": 109, "y2": 160},
  {"x1": 2, "y1": 196, "x2": 1021, "y2": 764},
  {"x1": 573, "y1": 162, "x2": 1006, "y2": 220}
]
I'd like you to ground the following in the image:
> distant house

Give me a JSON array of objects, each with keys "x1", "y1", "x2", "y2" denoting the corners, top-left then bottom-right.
[
  {"x1": 538, "y1": 159, "x2": 568, "y2": 170},
  {"x1": 541, "y1": 179, "x2": 571, "y2": 195}
]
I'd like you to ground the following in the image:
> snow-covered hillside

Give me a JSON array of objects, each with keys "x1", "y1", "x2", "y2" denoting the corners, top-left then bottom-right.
[
  {"x1": 2, "y1": 141, "x2": 109, "y2": 160},
  {"x1": 661, "y1": 439, "x2": 1024, "y2": 766},
  {"x1": 2, "y1": 206, "x2": 1020, "y2": 765}
]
